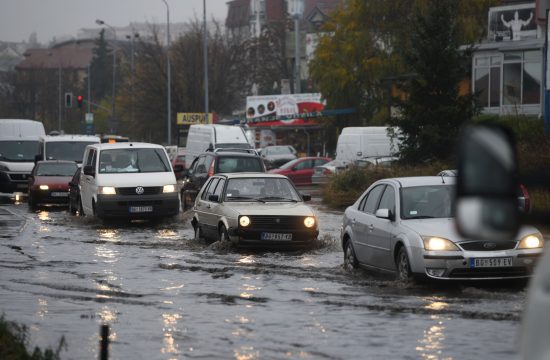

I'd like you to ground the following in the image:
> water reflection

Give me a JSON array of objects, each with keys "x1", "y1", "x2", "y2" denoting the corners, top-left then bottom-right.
[
  {"x1": 157, "y1": 229, "x2": 178, "y2": 240},
  {"x1": 161, "y1": 313, "x2": 181, "y2": 355},
  {"x1": 36, "y1": 298, "x2": 48, "y2": 318},
  {"x1": 238, "y1": 256, "x2": 255, "y2": 264},
  {"x1": 416, "y1": 314, "x2": 450, "y2": 360},
  {"x1": 98, "y1": 307, "x2": 117, "y2": 323},
  {"x1": 97, "y1": 229, "x2": 120, "y2": 242},
  {"x1": 38, "y1": 210, "x2": 50, "y2": 232},
  {"x1": 234, "y1": 345, "x2": 259, "y2": 360}
]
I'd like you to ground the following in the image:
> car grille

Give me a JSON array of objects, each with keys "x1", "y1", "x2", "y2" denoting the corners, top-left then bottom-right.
[
  {"x1": 117, "y1": 187, "x2": 162, "y2": 195},
  {"x1": 247, "y1": 215, "x2": 306, "y2": 230},
  {"x1": 458, "y1": 241, "x2": 517, "y2": 251},
  {"x1": 449, "y1": 267, "x2": 528, "y2": 278},
  {"x1": 8, "y1": 173, "x2": 28, "y2": 181}
]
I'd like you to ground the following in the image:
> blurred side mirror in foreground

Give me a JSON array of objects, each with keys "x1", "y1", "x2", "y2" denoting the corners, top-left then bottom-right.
[{"x1": 455, "y1": 124, "x2": 519, "y2": 241}]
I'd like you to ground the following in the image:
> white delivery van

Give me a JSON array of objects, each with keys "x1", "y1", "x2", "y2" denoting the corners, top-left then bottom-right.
[
  {"x1": 0, "y1": 119, "x2": 46, "y2": 193},
  {"x1": 39, "y1": 134, "x2": 100, "y2": 165},
  {"x1": 185, "y1": 124, "x2": 252, "y2": 167},
  {"x1": 335, "y1": 126, "x2": 399, "y2": 164},
  {"x1": 79, "y1": 142, "x2": 180, "y2": 220}
]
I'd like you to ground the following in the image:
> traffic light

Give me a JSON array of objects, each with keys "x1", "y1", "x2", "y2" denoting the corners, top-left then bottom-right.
[
  {"x1": 77, "y1": 95, "x2": 84, "y2": 109},
  {"x1": 65, "y1": 92, "x2": 73, "y2": 108}
]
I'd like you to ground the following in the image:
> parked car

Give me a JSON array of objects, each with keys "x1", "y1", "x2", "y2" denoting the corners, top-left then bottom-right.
[
  {"x1": 27, "y1": 160, "x2": 78, "y2": 207},
  {"x1": 269, "y1": 156, "x2": 331, "y2": 185},
  {"x1": 191, "y1": 173, "x2": 318, "y2": 249},
  {"x1": 68, "y1": 167, "x2": 81, "y2": 214},
  {"x1": 260, "y1": 145, "x2": 297, "y2": 169},
  {"x1": 181, "y1": 151, "x2": 266, "y2": 210},
  {"x1": 79, "y1": 142, "x2": 180, "y2": 220},
  {"x1": 341, "y1": 176, "x2": 543, "y2": 281},
  {"x1": 172, "y1": 154, "x2": 186, "y2": 180},
  {"x1": 311, "y1": 156, "x2": 397, "y2": 185}
]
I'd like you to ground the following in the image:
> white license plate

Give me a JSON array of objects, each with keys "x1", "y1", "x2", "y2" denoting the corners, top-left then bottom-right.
[
  {"x1": 261, "y1": 232, "x2": 292, "y2": 241},
  {"x1": 129, "y1": 206, "x2": 153, "y2": 213},
  {"x1": 470, "y1": 257, "x2": 513, "y2": 268},
  {"x1": 17, "y1": 183, "x2": 27, "y2": 189},
  {"x1": 51, "y1": 192, "x2": 68, "y2": 197}
]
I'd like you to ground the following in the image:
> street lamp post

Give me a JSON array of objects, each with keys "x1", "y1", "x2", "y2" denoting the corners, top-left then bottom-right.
[
  {"x1": 126, "y1": 33, "x2": 139, "y2": 126},
  {"x1": 291, "y1": 0, "x2": 304, "y2": 94},
  {"x1": 96, "y1": 19, "x2": 117, "y2": 134},
  {"x1": 203, "y1": 0, "x2": 209, "y2": 124},
  {"x1": 161, "y1": 0, "x2": 172, "y2": 145}
]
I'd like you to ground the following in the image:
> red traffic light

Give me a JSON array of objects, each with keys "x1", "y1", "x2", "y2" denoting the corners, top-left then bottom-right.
[{"x1": 76, "y1": 95, "x2": 84, "y2": 108}]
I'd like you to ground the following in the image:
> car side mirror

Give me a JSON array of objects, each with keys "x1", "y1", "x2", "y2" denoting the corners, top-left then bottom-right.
[
  {"x1": 208, "y1": 194, "x2": 219, "y2": 202},
  {"x1": 301, "y1": 194, "x2": 311, "y2": 202},
  {"x1": 455, "y1": 124, "x2": 519, "y2": 241},
  {"x1": 173, "y1": 164, "x2": 184, "y2": 172},
  {"x1": 375, "y1": 208, "x2": 391, "y2": 220},
  {"x1": 83, "y1": 165, "x2": 95, "y2": 177}
]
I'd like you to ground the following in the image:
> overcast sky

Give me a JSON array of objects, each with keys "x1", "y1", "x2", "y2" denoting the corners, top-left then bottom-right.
[{"x1": 0, "y1": 0, "x2": 228, "y2": 43}]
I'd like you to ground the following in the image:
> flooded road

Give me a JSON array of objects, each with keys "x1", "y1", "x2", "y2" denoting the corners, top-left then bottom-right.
[{"x1": 0, "y1": 199, "x2": 532, "y2": 359}]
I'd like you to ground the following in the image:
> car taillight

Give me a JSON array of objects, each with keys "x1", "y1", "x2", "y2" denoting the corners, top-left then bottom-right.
[
  {"x1": 519, "y1": 183, "x2": 530, "y2": 213},
  {"x1": 208, "y1": 162, "x2": 215, "y2": 177}
]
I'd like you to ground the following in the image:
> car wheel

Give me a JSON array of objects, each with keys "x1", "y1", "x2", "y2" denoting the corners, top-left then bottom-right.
[
  {"x1": 219, "y1": 224, "x2": 230, "y2": 243},
  {"x1": 28, "y1": 193, "x2": 36, "y2": 208},
  {"x1": 78, "y1": 197, "x2": 85, "y2": 216},
  {"x1": 194, "y1": 223, "x2": 202, "y2": 241},
  {"x1": 69, "y1": 198, "x2": 77, "y2": 215},
  {"x1": 396, "y1": 246, "x2": 412, "y2": 281},
  {"x1": 181, "y1": 191, "x2": 188, "y2": 211},
  {"x1": 344, "y1": 240, "x2": 359, "y2": 271}
]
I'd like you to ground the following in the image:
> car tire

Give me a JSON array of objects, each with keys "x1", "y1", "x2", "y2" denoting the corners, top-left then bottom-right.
[
  {"x1": 219, "y1": 224, "x2": 230, "y2": 243},
  {"x1": 396, "y1": 246, "x2": 412, "y2": 282},
  {"x1": 344, "y1": 240, "x2": 359, "y2": 271},
  {"x1": 69, "y1": 198, "x2": 77, "y2": 215},
  {"x1": 28, "y1": 193, "x2": 36, "y2": 208},
  {"x1": 181, "y1": 191, "x2": 188, "y2": 211},
  {"x1": 78, "y1": 197, "x2": 85, "y2": 216}
]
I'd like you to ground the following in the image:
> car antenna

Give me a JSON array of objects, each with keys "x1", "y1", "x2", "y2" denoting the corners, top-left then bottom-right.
[{"x1": 440, "y1": 174, "x2": 446, "y2": 184}]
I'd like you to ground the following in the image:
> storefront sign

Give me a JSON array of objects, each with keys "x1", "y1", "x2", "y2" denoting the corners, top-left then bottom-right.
[
  {"x1": 245, "y1": 93, "x2": 325, "y2": 126},
  {"x1": 176, "y1": 113, "x2": 213, "y2": 125},
  {"x1": 488, "y1": 4, "x2": 536, "y2": 41}
]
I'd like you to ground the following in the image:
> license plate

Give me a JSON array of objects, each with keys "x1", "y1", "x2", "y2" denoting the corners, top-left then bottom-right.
[
  {"x1": 261, "y1": 232, "x2": 292, "y2": 241},
  {"x1": 51, "y1": 192, "x2": 68, "y2": 197},
  {"x1": 17, "y1": 183, "x2": 27, "y2": 189},
  {"x1": 129, "y1": 206, "x2": 153, "y2": 213},
  {"x1": 469, "y1": 257, "x2": 513, "y2": 268}
]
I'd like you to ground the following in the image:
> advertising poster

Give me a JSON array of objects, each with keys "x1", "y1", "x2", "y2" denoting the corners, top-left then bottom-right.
[{"x1": 245, "y1": 93, "x2": 325, "y2": 127}]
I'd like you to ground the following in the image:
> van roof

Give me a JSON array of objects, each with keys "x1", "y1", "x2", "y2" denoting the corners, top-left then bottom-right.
[
  {"x1": 340, "y1": 126, "x2": 389, "y2": 134},
  {"x1": 40, "y1": 134, "x2": 101, "y2": 142},
  {"x1": 0, "y1": 119, "x2": 46, "y2": 139},
  {"x1": 88, "y1": 142, "x2": 166, "y2": 150}
]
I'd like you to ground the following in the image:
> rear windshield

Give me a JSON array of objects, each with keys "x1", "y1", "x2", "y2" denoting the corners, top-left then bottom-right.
[
  {"x1": 36, "y1": 162, "x2": 78, "y2": 176},
  {"x1": 216, "y1": 157, "x2": 264, "y2": 173},
  {"x1": 99, "y1": 148, "x2": 171, "y2": 173}
]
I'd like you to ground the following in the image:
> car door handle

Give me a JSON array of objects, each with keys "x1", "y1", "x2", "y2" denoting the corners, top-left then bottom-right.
[
  {"x1": 351, "y1": 218, "x2": 356, "y2": 225},
  {"x1": 368, "y1": 224, "x2": 374, "y2": 231},
  {"x1": 206, "y1": 204, "x2": 211, "y2": 209}
]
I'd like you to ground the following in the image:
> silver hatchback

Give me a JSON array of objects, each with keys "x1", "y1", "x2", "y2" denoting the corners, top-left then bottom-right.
[{"x1": 341, "y1": 176, "x2": 544, "y2": 281}]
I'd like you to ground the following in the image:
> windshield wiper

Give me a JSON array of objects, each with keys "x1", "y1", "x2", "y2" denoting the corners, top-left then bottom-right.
[
  {"x1": 406, "y1": 215, "x2": 436, "y2": 219},
  {"x1": 227, "y1": 196, "x2": 265, "y2": 203},
  {"x1": 258, "y1": 196, "x2": 298, "y2": 202}
]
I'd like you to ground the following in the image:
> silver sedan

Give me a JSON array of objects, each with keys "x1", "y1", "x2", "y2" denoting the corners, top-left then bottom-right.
[{"x1": 341, "y1": 176, "x2": 544, "y2": 281}]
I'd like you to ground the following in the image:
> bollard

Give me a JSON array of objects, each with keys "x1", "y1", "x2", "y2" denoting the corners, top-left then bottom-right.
[{"x1": 99, "y1": 324, "x2": 109, "y2": 360}]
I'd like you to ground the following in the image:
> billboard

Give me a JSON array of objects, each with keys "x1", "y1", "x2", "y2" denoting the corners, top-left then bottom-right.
[
  {"x1": 176, "y1": 113, "x2": 213, "y2": 125},
  {"x1": 245, "y1": 93, "x2": 325, "y2": 127},
  {"x1": 488, "y1": 3, "x2": 536, "y2": 41}
]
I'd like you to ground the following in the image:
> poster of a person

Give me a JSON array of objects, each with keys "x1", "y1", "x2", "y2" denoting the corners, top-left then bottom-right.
[{"x1": 501, "y1": 11, "x2": 533, "y2": 41}]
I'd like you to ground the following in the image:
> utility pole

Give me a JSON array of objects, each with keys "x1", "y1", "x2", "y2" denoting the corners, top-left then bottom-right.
[
  {"x1": 203, "y1": 0, "x2": 209, "y2": 124},
  {"x1": 162, "y1": 0, "x2": 172, "y2": 145}
]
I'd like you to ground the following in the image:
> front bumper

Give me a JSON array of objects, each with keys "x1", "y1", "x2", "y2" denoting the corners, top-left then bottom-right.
[
  {"x1": 96, "y1": 192, "x2": 179, "y2": 218},
  {"x1": 0, "y1": 171, "x2": 30, "y2": 193},
  {"x1": 30, "y1": 189, "x2": 70, "y2": 205},
  {"x1": 413, "y1": 246, "x2": 543, "y2": 280},
  {"x1": 228, "y1": 227, "x2": 319, "y2": 249}
]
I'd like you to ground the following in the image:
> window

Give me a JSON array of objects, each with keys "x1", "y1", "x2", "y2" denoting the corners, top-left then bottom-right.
[
  {"x1": 202, "y1": 178, "x2": 219, "y2": 200},
  {"x1": 473, "y1": 55, "x2": 500, "y2": 108},
  {"x1": 378, "y1": 186, "x2": 395, "y2": 215},
  {"x1": 295, "y1": 159, "x2": 313, "y2": 170},
  {"x1": 361, "y1": 185, "x2": 385, "y2": 214},
  {"x1": 213, "y1": 179, "x2": 225, "y2": 197}
]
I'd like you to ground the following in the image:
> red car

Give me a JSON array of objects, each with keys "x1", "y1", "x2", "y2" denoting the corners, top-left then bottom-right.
[
  {"x1": 269, "y1": 157, "x2": 331, "y2": 185},
  {"x1": 28, "y1": 160, "x2": 78, "y2": 207},
  {"x1": 172, "y1": 154, "x2": 186, "y2": 180}
]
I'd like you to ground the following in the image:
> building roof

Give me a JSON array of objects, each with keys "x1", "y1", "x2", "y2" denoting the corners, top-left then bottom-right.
[
  {"x1": 16, "y1": 43, "x2": 93, "y2": 70},
  {"x1": 304, "y1": 0, "x2": 341, "y2": 20}
]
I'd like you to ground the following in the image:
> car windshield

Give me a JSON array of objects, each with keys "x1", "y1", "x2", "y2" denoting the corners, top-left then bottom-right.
[
  {"x1": 401, "y1": 185, "x2": 454, "y2": 219},
  {"x1": 266, "y1": 146, "x2": 293, "y2": 155},
  {"x1": 216, "y1": 157, "x2": 264, "y2": 173},
  {"x1": 225, "y1": 177, "x2": 301, "y2": 202},
  {"x1": 0, "y1": 140, "x2": 41, "y2": 162},
  {"x1": 98, "y1": 148, "x2": 171, "y2": 173},
  {"x1": 45, "y1": 141, "x2": 97, "y2": 163},
  {"x1": 36, "y1": 162, "x2": 78, "y2": 176}
]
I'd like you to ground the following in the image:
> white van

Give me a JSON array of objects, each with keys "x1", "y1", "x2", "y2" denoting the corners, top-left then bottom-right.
[
  {"x1": 185, "y1": 124, "x2": 252, "y2": 167},
  {"x1": 39, "y1": 134, "x2": 100, "y2": 165},
  {"x1": 335, "y1": 126, "x2": 399, "y2": 164},
  {"x1": 79, "y1": 142, "x2": 180, "y2": 219},
  {"x1": 0, "y1": 119, "x2": 46, "y2": 193}
]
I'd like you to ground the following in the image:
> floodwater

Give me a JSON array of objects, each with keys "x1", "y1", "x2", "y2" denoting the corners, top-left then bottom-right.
[{"x1": 0, "y1": 199, "x2": 531, "y2": 360}]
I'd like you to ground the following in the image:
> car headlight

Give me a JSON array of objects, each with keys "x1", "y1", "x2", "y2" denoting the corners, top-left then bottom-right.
[
  {"x1": 304, "y1": 216, "x2": 316, "y2": 228},
  {"x1": 518, "y1": 233, "x2": 544, "y2": 249},
  {"x1": 422, "y1": 236, "x2": 459, "y2": 251},
  {"x1": 0, "y1": 164, "x2": 9, "y2": 171},
  {"x1": 239, "y1": 216, "x2": 250, "y2": 227},
  {"x1": 163, "y1": 184, "x2": 176, "y2": 193},
  {"x1": 39, "y1": 185, "x2": 49, "y2": 190},
  {"x1": 99, "y1": 186, "x2": 116, "y2": 195}
]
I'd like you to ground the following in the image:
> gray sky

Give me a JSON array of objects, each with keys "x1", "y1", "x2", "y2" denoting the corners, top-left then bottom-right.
[{"x1": 0, "y1": 0, "x2": 228, "y2": 43}]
